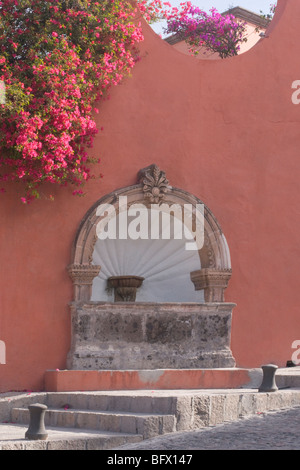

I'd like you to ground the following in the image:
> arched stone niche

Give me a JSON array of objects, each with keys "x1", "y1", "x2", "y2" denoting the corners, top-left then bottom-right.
[
  {"x1": 68, "y1": 164, "x2": 232, "y2": 303},
  {"x1": 67, "y1": 164, "x2": 236, "y2": 370}
]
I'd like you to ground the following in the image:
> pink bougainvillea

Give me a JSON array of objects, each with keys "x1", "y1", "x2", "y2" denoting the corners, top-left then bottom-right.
[
  {"x1": 164, "y1": 6, "x2": 247, "y2": 58},
  {"x1": 138, "y1": 1, "x2": 247, "y2": 58},
  {"x1": 137, "y1": 0, "x2": 171, "y2": 23},
  {"x1": 0, "y1": 0, "x2": 143, "y2": 202},
  {"x1": 0, "y1": 0, "x2": 256, "y2": 203}
]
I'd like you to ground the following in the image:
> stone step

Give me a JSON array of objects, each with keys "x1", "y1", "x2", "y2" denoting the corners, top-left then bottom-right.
[
  {"x1": 11, "y1": 407, "x2": 176, "y2": 439},
  {"x1": 276, "y1": 368, "x2": 300, "y2": 388},
  {"x1": 0, "y1": 424, "x2": 143, "y2": 450},
  {"x1": 45, "y1": 391, "x2": 178, "y2": 415}
]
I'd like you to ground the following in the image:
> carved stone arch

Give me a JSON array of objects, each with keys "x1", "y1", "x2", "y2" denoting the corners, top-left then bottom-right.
[
  {"x1": 67, "y1": 165, "x2": 236, "y2": 370},
  {"x1": 68, "y1": 164, "x2": 232, "y2": 302}
]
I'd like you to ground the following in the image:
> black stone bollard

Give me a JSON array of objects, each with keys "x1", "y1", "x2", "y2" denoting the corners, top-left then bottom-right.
[
  {"x1": 25, "y1": 403, "x2": 48, "y2": 440},
  {"x1": 258, "y1": 364, "x2": 278, "y2": 393}
]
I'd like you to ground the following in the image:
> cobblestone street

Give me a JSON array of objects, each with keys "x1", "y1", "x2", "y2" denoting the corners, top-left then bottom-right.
[{"x1": 115, "y1": 406, "x2": 300, "y2": 450}]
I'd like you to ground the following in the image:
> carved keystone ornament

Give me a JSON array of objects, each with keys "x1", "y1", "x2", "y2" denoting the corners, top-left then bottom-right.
[{"x1": 138, "y1": 164, "x2": 170, "y2": 204}]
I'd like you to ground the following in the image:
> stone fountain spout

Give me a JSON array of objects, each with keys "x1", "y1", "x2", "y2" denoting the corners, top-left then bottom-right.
[{"x1": 107, "y1": 275, "x2": 144, "y2": 302}]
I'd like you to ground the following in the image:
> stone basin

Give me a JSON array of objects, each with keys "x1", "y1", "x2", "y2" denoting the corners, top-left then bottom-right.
[{"x1": 107, "y1": 275, "x2": 145, "y2": 302}]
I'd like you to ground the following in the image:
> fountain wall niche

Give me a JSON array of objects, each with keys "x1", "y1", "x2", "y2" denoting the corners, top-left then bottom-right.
[{"x1": 67, "y1": 165, "x2": 236, "y2": 370}]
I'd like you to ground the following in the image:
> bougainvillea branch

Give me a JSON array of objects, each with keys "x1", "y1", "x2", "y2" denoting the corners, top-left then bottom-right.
[
  {"x1": 0, "y1": 0, "x2": 143, "y2": 202},
  {"x1": 165, "y1": 6, "x2": 247, "y2": 58},
  {"x1": 0, "y1": 0, "x2": 253, "y2": 203},
  {"x1": 137, "y1": 0, "x2": 171, "y2": 23},
  {"x1": 138, "y1": 1, "x2": 247, "y2": 58},
  {"x1": 260, "y1": 2, "x2": 277, "y2": 20}
]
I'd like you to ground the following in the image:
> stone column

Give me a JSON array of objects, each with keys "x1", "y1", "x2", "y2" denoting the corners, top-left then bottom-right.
[
  {"x1": 190, "y1": 268, "x2": 232, "y2": 302},
  {"x1": 67, "y1": 264, "x2": 101, "y2": 302}
]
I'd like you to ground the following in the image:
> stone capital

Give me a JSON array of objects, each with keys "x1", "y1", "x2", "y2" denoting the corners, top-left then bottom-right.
[
  {"x1": 190, "y1": 268, "x2": 232, "y2": 302},
  {"x1": 67, "y1": 264, "x2": 101, "y2": 301}
]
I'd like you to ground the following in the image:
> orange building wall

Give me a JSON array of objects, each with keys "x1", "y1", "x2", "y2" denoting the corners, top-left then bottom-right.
[{"x1": 0, "y1": 0, "x2": 299, "y2": 392}]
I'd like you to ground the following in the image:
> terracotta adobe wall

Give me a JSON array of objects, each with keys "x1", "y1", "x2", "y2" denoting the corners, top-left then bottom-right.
[{"x1": 0, "y1": 0, "x2": 299, "y2": 391}]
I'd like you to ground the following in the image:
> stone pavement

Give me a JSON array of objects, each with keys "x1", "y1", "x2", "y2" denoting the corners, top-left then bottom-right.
[{"x1": 114, "y1": 405, "x2": 300, "y2": 450}]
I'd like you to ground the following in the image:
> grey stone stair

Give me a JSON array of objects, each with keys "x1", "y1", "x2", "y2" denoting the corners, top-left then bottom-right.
[
  {"x1": 2, "y1": 379, "x2": 300, "y2": 450},
  {"x1": 11, "y1": 406, "x2": 176, "y2": 439},
  {"x1": 0, "y1": 425, "x2": 144, "y2": 450},
  {"x1": 45, "y1": 392, "x2": 176, "y2": 415}
]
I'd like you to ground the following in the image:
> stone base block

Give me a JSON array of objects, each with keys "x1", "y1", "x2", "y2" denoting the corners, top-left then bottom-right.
[
  {"x1": 67, "y1": 302, "x2": 236, "y2": 370},
  {"x1": 44, "y1": 368, "x2": 258, "y2": 392}
]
